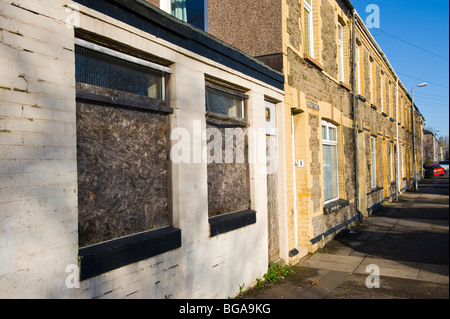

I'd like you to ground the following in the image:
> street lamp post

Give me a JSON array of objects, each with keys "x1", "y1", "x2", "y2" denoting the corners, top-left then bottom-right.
[
  {"x1": 411, "y1": 83, "x2": 427, "y2": 191},
  {"x1": 436, "y1": 130, "x2": 442, "y2": 160}
]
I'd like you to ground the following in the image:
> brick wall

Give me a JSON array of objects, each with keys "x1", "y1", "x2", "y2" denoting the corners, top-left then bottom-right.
[
  {"x1": 208, "y1": 0, "x2": 282, "y2": 58},
  {"x1": 0, "y1": 0, "x2": 78, "y2": 297}
]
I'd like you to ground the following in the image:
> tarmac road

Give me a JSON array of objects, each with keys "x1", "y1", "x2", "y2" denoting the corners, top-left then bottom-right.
[{"x1": 243, "y1": 174, "x2": 449, "y2": 299}]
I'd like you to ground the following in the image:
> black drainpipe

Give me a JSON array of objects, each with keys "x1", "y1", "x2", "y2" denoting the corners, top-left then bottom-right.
[{"x1": 351, "y1": 9, "x2": 362, "y2": 223}]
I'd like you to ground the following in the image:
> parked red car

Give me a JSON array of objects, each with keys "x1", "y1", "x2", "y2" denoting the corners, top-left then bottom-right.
[{"x1": 424, "y1": 164, "x2": 445, "y2": 178}]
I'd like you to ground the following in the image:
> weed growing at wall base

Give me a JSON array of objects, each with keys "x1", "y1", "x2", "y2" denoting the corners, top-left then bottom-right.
[{"x1": 263, "y1": 262, "x2": 294, "y2": 283}]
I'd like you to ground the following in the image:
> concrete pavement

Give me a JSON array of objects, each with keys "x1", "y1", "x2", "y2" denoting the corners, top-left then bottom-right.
[{"x1": 243, "y1": 174, "x2": 449, "y2": 299}]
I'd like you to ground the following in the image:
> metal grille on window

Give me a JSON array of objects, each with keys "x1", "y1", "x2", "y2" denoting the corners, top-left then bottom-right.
[
  {"x1": 75, "y1": 45, "x2": 165, "y2": 100},
  {"x1": 205, "y1": 86, "x2": 244, "y2": 118}
]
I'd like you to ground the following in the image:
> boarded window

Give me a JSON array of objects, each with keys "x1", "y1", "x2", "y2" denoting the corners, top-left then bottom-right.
[
  {"x1": 75, "y1": 41, "x2": 172, "y2": 247},
  {"x1": 205, "y1": 82, "x2": 250, "y2": 218}
]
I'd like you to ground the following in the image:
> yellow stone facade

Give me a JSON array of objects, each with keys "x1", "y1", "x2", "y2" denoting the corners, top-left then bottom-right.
[{"x1": 208, "y1": 0, "x2": 425, "y2": 263}]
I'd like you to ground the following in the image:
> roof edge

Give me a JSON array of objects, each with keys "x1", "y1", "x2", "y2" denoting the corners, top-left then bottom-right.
[{"x1": 72, "y1": 0, "x2": 284, "y2": 90}]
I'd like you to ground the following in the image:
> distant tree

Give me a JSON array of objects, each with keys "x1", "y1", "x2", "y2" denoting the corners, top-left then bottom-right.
[
  {"x1": 424, "y1": 124, "x2": 438, "y2": 136},
  {"x1": 439, "y1": 136, "x2": 449, "y2": 160}
]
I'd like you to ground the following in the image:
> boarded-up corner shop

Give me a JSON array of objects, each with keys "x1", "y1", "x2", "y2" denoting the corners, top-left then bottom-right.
[{"x1": 0, "y1": 0, "x2": 287, "y2": 298}]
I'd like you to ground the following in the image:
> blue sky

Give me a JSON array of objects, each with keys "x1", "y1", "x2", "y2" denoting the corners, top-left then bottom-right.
[{"x1": 352, "y1": 0, "x2": 449, "y2": 139}]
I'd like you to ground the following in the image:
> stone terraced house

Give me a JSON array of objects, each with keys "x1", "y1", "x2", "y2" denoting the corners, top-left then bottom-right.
[{"x1": 203, "y1": 0, "x2": 424, "y2": 262}]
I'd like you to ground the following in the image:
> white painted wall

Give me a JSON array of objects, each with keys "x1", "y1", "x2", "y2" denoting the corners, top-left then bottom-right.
[{"x1": 0, "y1": 0, "x2": 286, "y2": 298}]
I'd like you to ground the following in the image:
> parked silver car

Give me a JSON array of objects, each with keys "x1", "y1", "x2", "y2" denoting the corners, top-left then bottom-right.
[{"x1": 435, "y1": 160, "x2": 449, "y2": 173}]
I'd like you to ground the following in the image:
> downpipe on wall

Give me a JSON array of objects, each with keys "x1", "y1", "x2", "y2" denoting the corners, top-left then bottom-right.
[{"x1": 351, "y1": 9, "x2": 363, "y2": 223}]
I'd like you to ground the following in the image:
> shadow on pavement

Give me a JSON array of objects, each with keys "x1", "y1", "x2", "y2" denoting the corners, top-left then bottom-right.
[{"x1": 328, "y1": 175, "x2": 449, "y2": 273}]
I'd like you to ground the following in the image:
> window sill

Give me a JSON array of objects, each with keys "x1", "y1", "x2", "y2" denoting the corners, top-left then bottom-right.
[
  {"x1": 209, "y1": 209, "x2": 256, "y2": 237},
  {"x1": 205, "y1": 111, "x2": 248, "y2": 128},
  {"x1": 339, "y1": 81, "x2": 352, "y2": 92},
  {"x1": 78, "y1": 226, "x2": 181, "y2": 281},
  {"x1": 357, "y1": 94, "x2": 366, "y2": 102},
  {"x1": 76, "y1": 83, "x2": 172, "y2": 114},
  {"x1": 304, "y1": 54, "x2": 324, "y2": 71},
  {"x1": 367, "y1": 186, "x2": 383, "y2": 196},
  {"x1": 323, "y1": 198, "x2": 349, "y2": 215}
]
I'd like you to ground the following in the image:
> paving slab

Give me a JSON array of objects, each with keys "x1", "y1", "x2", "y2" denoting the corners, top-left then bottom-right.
[
  {"x1": 355, "y1": 257, "x2": 421, "y2": 280},
  {"x1": 418, "y1": 263, "x2": 449, "y2": 284},
  {"x1": 244, "y1": 267, "x2": 330, "y2": 299},
  {"x1": 243, "y1": 281, "x2": 303, "y2": 299},
  {"x1": 395, "y1": 219, "x2": 435, "y2": 232},
  {"x1": 431, "y1": 222, "x2": 449, "y2": 234},
  {"x1": 300, "y1": 253, "x2": 364, "y2": 273},
  {"x1": 324, "y1": 273, "x2": 449, "y2": 299},
  {"x1": 286, "y1": 267, "x2": 331, "y2": 284},
  {"x1": 297, "y1": 271, "x2": 351, "y2": 299},
  {"x1": 364, "y1": 216, "x2": 398, "y2": 229}
]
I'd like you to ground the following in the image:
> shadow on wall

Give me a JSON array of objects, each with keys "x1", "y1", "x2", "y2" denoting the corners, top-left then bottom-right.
[{"x1": 0, "y1": 25, "x2": 79, "y2": 298}]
